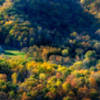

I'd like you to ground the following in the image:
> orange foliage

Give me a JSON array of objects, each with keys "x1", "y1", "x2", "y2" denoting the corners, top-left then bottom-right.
[
  {"x1": 89, "y1": 77, "x2": 97, "y2": 88},
  {"x1": 21, "y1": 92, "x2": 31, "y2": 100},
  {"x1": 0, "y1": 74, "x2": 7, "y2": 81}
]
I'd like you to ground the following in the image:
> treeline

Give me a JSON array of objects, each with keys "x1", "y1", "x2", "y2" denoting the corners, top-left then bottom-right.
[
  {"x1": 0, "y1": 0, "x2": 99, "y2": 48},
  {"x1": 20, "y1": 31, "x2": 100, "y2": 66}
]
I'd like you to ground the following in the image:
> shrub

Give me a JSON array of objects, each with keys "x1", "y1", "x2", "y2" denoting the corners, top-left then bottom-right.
[
  {"x1": 85, "y1": 50, "x2": 96, "y2": 58},
  {"x1": 62, "y1": 49, "x2": 69, "y2": 57}
]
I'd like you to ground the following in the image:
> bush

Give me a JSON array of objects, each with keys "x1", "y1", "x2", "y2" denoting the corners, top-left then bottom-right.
[
  {"x1": 62, "y1": 49, "x2": 69, "y2": 57},
  {"x1": 85, "y1": 50, "x2": 96, "y2": 58}
]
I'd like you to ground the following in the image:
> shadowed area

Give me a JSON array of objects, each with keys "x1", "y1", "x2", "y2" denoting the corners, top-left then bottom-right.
[{"x1": 0, "y1": 0, "x2": 99, "y2": 48}]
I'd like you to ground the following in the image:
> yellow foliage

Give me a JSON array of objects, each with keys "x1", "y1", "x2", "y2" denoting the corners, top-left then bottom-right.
[
  {"x1": 47, "y1": 76, "x2": 57, "y2": 89},
  {"x1": 49, "y1": 87, "x2": 56, "y2": 93},
  {"x1": 39, "y1": 73, "x2": 46, "y2": 80},
  {"x1": 4, "y1": 20, "x2": 14, "y2": 25},
  {"x1": 29, "y1": 90, "x2": 38, "y2": 97},
  {"x1": 57, "y1": 66, "x2": 67, "y2": 73},
  {"x1": 80, "y1": 0, "x2": 85, "y2": 4},
  {"x1": 56, "y1": 80, "x2": 62, "y2": 87},
  {"x1": 62, "y1": 82, "x2": 71, "y2": 92},
  {"x1": 0, "y1": 0, "x2": 13, "y2": 12},
  {"x1": 20, "y1": 77, "x2": 37, "y2": 91},
  {"x1": 71, "y1": 61, "x2": 83, "y2": 69},
  {"x1": 72, "y1": 69, "x2": 89, "y2": 76},
  {"x1": 26, "y1": 61, "x2": 36, "y2": 70},
  {"x1": 11, "y1": 73, "x2": 17, "y2": 84}
]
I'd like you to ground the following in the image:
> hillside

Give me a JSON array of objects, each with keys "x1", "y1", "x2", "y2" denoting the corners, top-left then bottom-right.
[
  {"x1": 0, "y1": 0, "x2": 99, "y2": 48},
  {"x1": 1, "y1": 0, "x2": 100, "y2": 100}
]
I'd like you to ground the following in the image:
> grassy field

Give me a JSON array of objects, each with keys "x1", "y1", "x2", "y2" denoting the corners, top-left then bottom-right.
[
  {"x1": 2, "y1": 50, "x2": 26, "y2": 58},
  {"x1": 1, "y1": 49, "x2": 32, "y2": 61}
]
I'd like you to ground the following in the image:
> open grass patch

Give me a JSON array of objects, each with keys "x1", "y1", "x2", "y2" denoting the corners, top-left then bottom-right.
[{"x1": 3, "y1": 50, "x2": 25, "y2": 58}]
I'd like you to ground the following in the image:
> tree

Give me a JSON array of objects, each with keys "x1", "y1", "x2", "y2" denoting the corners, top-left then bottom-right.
[
  {"x1": 94, "y1": 42, "x2": 100, "y2": 54},
  {"x1": 85, "y1": 50, "x2": 96, "y2": 58},
  {"x1": 62, "y1": 49, "x2": 69, "y2": 57},
  {"x1": 11, "y1": 73, "x2": 17, "y2": 84}
]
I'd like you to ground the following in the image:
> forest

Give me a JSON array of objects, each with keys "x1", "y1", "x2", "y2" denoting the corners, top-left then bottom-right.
[{"x1": 0, "y1": 0, "x2": 100, "y2": 100}]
